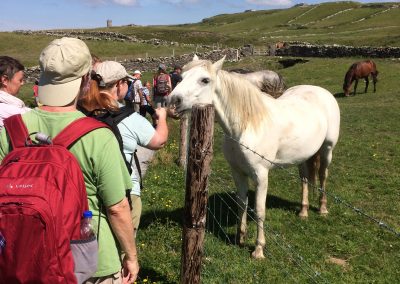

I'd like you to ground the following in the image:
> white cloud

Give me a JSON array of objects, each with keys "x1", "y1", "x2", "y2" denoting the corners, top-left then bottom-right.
[
  {"x1": 113, "y1": 0, "x2": 137, "y2": 5},
  {"x1": 246, "y1": 0, "x2": 293, "y2": 6},
  {"x1": 164, "y1": 0, "x2": 200, "y2": 4},
  {"x1": 83, "y1": 0, "x2": 137, "y2": 6}
]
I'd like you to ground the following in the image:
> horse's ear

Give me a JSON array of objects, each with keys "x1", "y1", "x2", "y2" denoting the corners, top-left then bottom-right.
[
  {"x1": 193, "y1": 54, "x2": 199, "y2": 61},
  {"x1": 213, "y1": 56, "x2": 225, "y2": 71}
]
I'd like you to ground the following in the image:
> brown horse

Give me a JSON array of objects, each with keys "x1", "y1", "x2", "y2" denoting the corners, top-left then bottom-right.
[{"x1": 343, "y1": 60, "x2": 378, "y2": 97}]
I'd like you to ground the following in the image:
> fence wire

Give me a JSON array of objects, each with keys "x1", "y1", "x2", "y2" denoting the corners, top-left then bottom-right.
[
  {"x1": 220, "y1": 131, "x2": 400, "y2": 238},
  {"x1": 207, "y1": 174, "x2": 327, "y2": 284},
  {"x1": 200, "y1": 127, "x2": 398, "y2": 283}
]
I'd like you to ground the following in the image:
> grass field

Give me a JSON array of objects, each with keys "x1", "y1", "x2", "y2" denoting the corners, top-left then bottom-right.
[
  {"x1": 15, "y1": 55, "x2": 400, "y2": 283},
  {"x1": 135, "y1": 56, "x2": 400, "y2": 283},
  {"x1": 3, "y1": 2, "x2": 400, "y2": 282},
  {"x1": 2, "y1": 2, "x2": 400, "y2": 67}
]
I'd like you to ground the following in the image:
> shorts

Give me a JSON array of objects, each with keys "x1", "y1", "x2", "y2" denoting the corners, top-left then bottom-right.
[
  {"x1": 84, "y1": 271, "x2": 122, "y2": 284},
  {"x1": 130, "y1": 194, "x2": 142, "y2": 235}
]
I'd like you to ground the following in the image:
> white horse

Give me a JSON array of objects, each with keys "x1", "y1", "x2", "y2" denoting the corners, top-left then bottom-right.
[
  {"x1": 168, "y1": 56, "x2": 340, "y2": 259},
  {"x1": 231, "y1": 69, "x2": 286, "y2": 98}
]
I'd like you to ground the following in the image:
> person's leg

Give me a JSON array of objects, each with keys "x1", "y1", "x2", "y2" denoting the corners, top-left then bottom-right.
[
  {"x1": 84, "y1": 271, "x2": 122, "y2": 284},
  {"x1": 154, "y1": 95, "x2": 162, "y2": 108},
  {"x1": 161, "y1": 96, "x2": 167, "y2": 107},
  {"x1": 134, "y1": 103, "x2": 140, "y2": 113},
  {"x1": 130, "y1": 195, "x2": 142, "y2": 237},
  {"x1": 139, "y1": 106, "x2": 146, "y2": 117}
]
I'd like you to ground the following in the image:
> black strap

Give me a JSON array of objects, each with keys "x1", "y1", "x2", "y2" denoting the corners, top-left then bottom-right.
[
  {"x1": 80, "y1": 107, "x2": 135, "y2": 175},
  {"x1": 130, "y1": 149, "x2": 143, "y2": 190}
]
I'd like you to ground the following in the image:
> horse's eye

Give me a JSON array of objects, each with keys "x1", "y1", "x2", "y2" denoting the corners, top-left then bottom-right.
[{"x1": 201, "y1": 78, "x2": 210, "y2": 84}]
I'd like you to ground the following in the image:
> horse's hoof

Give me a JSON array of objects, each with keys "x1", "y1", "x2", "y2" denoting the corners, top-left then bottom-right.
[
  {"x1": 298, "y1": 211, "x2": 308, "y2": 219},
  {"x1": 251, "y1": 247, "x2": 265, "y2": 259},
  {"x1": 319, "y1": 209, "x2": 329, "y2": 216},
  {"x1": 236, "y1": 234, "x2": 246, "y2": 247}
]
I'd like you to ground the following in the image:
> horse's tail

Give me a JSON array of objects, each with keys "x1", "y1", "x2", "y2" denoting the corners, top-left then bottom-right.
[
  {"x1": 306, "y1": 151, "x2": 321, "y2": 186},
  {"x1": 265, "y1": 73, "x2": 286, "y2": 99},
  {"x1": 369, "y1": 60, "x2": 379, "y2": 81},
  {"x1": 313, "y1": 152, "x2": 321, "y2": 184}
]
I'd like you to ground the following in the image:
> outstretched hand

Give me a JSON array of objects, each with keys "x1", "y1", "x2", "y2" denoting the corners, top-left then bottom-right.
[
  {"x1": 121, "y1": 255, "x2": 139, "y2": 284},
  {"x1": 152, "y1": 107, "x2": 167, "y2": 121}
]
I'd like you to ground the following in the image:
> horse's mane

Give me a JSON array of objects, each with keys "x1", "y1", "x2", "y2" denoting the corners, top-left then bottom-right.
[
  {"x1": 218, "y1": 70, "x2": 269, "y2": 132},
  {"x1": 183, "y1": 59, "x2": 269, "y2": 132},
  {"x1": 182, "y1": 59, "x2": 209, "y2": 72},
  {"x1": 343, "y1": 64, "x2": 356, "y2": 89}
]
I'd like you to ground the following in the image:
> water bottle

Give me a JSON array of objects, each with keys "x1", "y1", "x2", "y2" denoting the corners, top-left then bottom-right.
[
  {"x1": 0, "y1": 231, "x2": 5, "y2": 255},
  {"x1": 80, "y1": 210, "x2": 95, "y2": 239}
]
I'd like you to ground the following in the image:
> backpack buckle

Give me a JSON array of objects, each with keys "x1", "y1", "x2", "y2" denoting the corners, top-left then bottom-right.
[{"x1": 26, "y1": 132, "x2": 53, "y2": 146}]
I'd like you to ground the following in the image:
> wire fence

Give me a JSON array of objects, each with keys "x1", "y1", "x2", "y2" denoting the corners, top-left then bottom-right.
[{"x1": 202, "y1": 128, "x2": 399, "y2": 282}]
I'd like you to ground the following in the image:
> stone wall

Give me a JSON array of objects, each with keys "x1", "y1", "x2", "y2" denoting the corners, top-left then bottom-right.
[
  {"x1": 24, "y1": 48, "x2": 242, "y2": 83},
  {"x1": 19, "y1": 30, "x2": 400, "y2": 82},
  {"x1": 275, "y1": 42, "x2": 400, "y2": 58}
]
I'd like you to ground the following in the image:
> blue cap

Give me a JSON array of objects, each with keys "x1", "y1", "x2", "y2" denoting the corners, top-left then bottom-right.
[{"x1": 83, "y1": 210, "x2": 93, "y2": 218}]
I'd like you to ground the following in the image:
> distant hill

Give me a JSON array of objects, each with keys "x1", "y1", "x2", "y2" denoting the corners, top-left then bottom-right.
[
  {"x1": 1, "y1": 1, "x2": 399, "y2": 66},
  {"x1": 103, "y1": 1, "x2": 400, "y2": 47}
]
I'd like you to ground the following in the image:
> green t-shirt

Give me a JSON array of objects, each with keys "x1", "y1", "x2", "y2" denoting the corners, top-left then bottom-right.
[{"x1": 0, "y1": 108, "x2": 132, "y2": 277}]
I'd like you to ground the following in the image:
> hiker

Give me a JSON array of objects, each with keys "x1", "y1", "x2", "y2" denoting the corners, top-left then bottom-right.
[
  {"x1": 91, "y1": 53, "x2": 102, "y2": 71},
  {"x1": 79, "y1": 60, "x2": 168, "y2": 236},
  {"x1": 0, "y1": 38, "x2": 139, "y2": 284},
  {"x1": 132, "y1": 70, "x2": 144, "y2": 113},
  {"x1": 0, "y1": 56, "x2": 30, "y2": 129},
  {"x1": 169, "y1": 65, "x2": 182, "y2": 90},
  {"x1": 32, "y1": 79, "x2": 40, "y2": 106},
  {"x1": 140, "y1": 81, "x2": 157, "y2": 126},
  {"x1": 153, "y1": 63, "x2": 172, "y2": 108}
]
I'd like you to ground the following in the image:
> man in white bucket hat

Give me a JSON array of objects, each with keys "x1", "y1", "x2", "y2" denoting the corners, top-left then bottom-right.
[{"x1": 0, "y1": 37, "x2": 139, "y2": 284}]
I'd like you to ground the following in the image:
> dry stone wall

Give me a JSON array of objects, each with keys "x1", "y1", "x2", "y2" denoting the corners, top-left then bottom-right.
[
  {"x1": 275, "y1": 42, "x2": 400, "y2": 58},
  {"x1": 18, "y1": 30, "x2": 400, "y2": 82},
  {"x1": 24, "y1": 48, "x2": 242, "y2": 83}
]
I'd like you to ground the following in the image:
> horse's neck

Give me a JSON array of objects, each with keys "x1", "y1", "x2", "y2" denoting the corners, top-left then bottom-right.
[
  {"x1": 344, "y1": 70, "x2": 354, "y2": 85},
  {"x1": 213, "y1": 70, "x2": 271, "y2": 137}
]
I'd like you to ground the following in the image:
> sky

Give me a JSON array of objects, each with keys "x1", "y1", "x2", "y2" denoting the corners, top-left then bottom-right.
[{"x1": 0, "y1": 0, "x2": 395, "y2": 32}]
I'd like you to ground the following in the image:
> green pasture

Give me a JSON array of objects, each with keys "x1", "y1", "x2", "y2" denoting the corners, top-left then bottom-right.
[
  {"x1": 2, "y1": 1, "x2": 400, "y2": 282},
  {"x1": 2, "y1": 1, "x2": 399, "y2": 58},
  {"x1": 0, "y1": 32, "x2": 205, "y2": 68},
  {"x1": 98, "y1": 2, "x2": 400, "y2": 47},
  {"x1": 14, "y1": 56, "x2": 400, "y2": 283},
  {"x1": 134, "y1": 56, "x2": 400, "y2": 283}
]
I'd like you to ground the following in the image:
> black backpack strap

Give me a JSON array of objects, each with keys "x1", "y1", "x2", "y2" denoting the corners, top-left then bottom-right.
[
  {"x1": 3, "y1": 114, "x2": 31, "y2": 149},
  {"x1": 81, "y1": 108, "x2": 135, "y2": 176},
  {"x1": 52, "y1": 117, "x2": 109, "y2": 148},
  {"x1": 131, "y1": 150, "x2": 143, "y2": 190},
  {"x1": 114, "y1": 106, "x2": 135, "y2": 124}
]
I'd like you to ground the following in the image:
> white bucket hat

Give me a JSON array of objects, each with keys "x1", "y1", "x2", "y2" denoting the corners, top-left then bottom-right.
[
  {"x1": 38, "y1": 37, "x2": 92, "y2": 106},
  {"x1": 95, "y1": 61, "x2": 134, "y2": 85}
]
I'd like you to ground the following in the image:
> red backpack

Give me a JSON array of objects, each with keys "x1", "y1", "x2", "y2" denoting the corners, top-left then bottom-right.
[
  {"x1": 0, "y1": 115, "x2": 107, "y2": 284},
  {"x1": 155, "y1": 73, "x2": 170, "y2": 95}
]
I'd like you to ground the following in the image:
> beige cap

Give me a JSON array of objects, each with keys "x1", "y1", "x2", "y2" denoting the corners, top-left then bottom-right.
[
  {"x1": 96, "y1": 61, "x2": 134, "y2": 85},
  {"x1": 38, "y1": 37, "x2": 92, "y2": 106},
  {"x1": 133, "y1": 70, "x2": 142, "y2": 75}
]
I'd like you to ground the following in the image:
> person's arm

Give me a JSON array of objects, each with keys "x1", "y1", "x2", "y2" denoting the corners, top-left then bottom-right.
[
  {"x1": 152, "y1": 76, "x2": 157, "y2": 95},
  {"x1": 137, "y1": 81, "x2": 144, "y2": 104},
  {"x1": 148, "y1": 108, "x2": 168, "y2": 150},
  {"x1": 107, "y1": 198, "x2": 139, "y2": 283},
  {"x1": 138, "y1": 89, "x2": 144, "y2": 105},
  {"x1": 145, "y1": 94, "x2": 152, "y2": 105},
  {"x1": 167, "y1": 75, "x2": 172, "y2": 93}
]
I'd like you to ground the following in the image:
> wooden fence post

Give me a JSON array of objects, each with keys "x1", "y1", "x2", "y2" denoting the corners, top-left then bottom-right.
[
  {"x1": 178, "y1": 113, "x2": 189, "y2": 168},
  {"x1": 181, "y1": 104, "x2": 215, "y2": 284}
]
